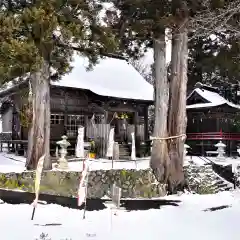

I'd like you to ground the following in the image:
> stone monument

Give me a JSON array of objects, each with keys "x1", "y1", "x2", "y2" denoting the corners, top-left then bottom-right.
[{"x1": 76, "y1": 127, "x2": 84, "y2": 159}]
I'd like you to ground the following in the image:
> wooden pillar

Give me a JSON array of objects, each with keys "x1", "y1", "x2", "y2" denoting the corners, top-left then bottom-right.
[
  {"x1": 216, "y1": 117, "x2": 220, "y2": 132},
  {"x1": 12, "y1": 105, "x2": 18, "y2": 153},
  {"x1": 64, "y1": 92, "x2": 68, "y2": 136},
  {"x1": 134, "y1": 111, "x2": 140, "y2": 157},
  {"x1": 144, "y1": 106, "x2": 149, "y2": 141},
  {"x1": 103, "y1": 110, "x2": 109, "y2": 158},
  {"x1": 134, "y1": 111, "x2": 139, "y2": 139},
  {"x1": 229, "y1": 140, "x2": 232, "y2": 157},
  {"x1": 104, "y1": 110, "x2": 109, "y2": 124},
  {"x1": 12, "y1": 105, "x2": 19, "y2": 140},
  {"x1": 201, "y1": 140, "x2": 204, "y2": 156},
  {"x1": 84, "y1": 115, "x2": 88, "y2": 140}
]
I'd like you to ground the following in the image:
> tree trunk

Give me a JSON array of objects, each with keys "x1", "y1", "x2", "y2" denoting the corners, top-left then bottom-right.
[
  {"x1": 167, "y1": 24, "x2": 188, "y2": 193},
  {"x1": 150, "y1": 33, "x2": 170, "y2": 183},
  {"x1": 25, "y1": 60, "x2": 51, "y2": 170},
  {"x1": 150, "y1": 23, "x2": 189, "y2": 194}
]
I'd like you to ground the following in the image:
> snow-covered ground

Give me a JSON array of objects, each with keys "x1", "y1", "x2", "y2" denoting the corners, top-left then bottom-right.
[
  {"x1": 0, "y1": 152, "x2": 153, "y2": 173},
  {"x1": 1, "y1": 153, "x2": 240, "y2": 239},
  {"x1": 208, "y1": 156, "x2": 240, "y2": 166},
  {"x1": 1, "y1": 190, "x2": 240, "y2": 240},
  {"x1": 0, "y1": 152, "x2": 210, "y2": 173},
  {"x1": 1, "y1": 151, "x2": 239, "y2": 174}
]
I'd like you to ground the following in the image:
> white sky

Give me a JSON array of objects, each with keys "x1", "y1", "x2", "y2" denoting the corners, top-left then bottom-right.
[{"x1": 142, "y1": 32, "x2": 172, "y2": 66}]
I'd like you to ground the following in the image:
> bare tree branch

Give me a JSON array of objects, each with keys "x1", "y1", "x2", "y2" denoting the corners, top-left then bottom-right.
[
  {"x1": 190, "y1": 0, "x2": 240, "y2": 38},
  {"x1": 129, "y1": 58, "x2": 154, "y2": 85}
]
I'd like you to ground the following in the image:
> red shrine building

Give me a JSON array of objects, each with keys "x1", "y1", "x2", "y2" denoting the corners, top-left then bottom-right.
[{"x1": 186, "y1": 84, "x2": 240, "y2": 156}]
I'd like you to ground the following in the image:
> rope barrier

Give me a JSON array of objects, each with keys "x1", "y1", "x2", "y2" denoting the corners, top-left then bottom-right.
[{"x1": 150, "y1": 134, "x2": 186, "y2": 141}]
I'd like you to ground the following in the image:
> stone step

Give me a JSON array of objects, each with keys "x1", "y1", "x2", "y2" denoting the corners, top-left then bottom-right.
[
  {"x1": 119, "y1": 147, "x2": 130, "y2": 151},
  {"x1": 119, "y1": 149, "x2": 130, "y2": 154},
  {"x1": 215, "y1": 180, "x2": 224, "y2": 184},
  {"x1": 215, "y1": 183, "x2": 229, "y2": 188},
  {"x1": 218, "y1": 187, "x2": 231, "y2": 192},
  {"x1": 119, "y1": 156, "x2": 130, "y2": 160}
]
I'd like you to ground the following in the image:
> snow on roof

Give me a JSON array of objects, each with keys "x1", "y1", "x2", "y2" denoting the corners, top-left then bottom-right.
[
  {"x1": 186, "y1": 88, "x2": 240, "y2": 110},
  {"x1": 51, "y1": 55, "x2": 154, "y2": 101}
]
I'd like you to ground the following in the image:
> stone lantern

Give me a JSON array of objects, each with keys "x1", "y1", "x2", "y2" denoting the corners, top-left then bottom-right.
[
  {"x1": 237, "y1": 146, "x2": 240, "y2": 157},
  {"x1": 56, "y1": 135, "x2": 71, "y2": 169},
  {"x1": 215, "y1": 141, "x2": 226, "y2": 159},
  {"x1": 184, "y1": 144, "x2": 190, "y2": 158}
]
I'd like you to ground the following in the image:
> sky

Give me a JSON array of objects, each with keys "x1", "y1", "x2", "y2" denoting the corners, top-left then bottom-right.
[{"x1": 142, "y1": 31, "x2": 172, "y2": 67}]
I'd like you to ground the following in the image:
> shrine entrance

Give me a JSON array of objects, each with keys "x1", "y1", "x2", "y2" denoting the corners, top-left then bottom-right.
[{"x1": 109, "y1": 112, "x2": 134, "y2": 143}]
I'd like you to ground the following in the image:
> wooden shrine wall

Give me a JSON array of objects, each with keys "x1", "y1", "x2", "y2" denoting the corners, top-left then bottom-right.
[{"x1": 13, "y1": 86, "x2": 150, "y2": 142}]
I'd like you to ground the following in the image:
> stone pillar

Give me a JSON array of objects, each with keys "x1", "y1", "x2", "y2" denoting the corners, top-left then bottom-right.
[
  {"x1": 113, "y1": 142, "x2": 119, "y2": 160},
  {"x1": 76, "y1": 127, "x2": 84, "y2": 158}
]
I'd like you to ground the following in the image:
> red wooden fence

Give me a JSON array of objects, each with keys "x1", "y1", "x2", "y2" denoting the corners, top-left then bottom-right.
[{"x1": 187, "y1": 132, "x2": 240, "y2": 140}]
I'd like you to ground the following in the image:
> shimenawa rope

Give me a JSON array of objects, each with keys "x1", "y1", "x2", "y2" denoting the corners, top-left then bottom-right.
[{"x1": 150, "y1": 134, "x2": 186, "y2": 141}]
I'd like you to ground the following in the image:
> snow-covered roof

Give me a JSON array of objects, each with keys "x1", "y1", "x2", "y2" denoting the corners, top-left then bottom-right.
[
  {"x1": 51, "y1": 55, "x2": 154, "y2": 101},
  {"x1": 187, "y1": 88, "x2": 240, "y2": 109}
]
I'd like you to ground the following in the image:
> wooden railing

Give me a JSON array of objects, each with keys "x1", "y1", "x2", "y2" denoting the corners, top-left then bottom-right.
[{"x1": 187, "y1": 132, "x2": 240, "y2": 140}]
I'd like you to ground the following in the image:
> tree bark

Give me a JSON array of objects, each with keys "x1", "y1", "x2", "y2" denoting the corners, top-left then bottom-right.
[
  {"x1": 167, "y1": 23, "x2": 188, "y2": 193},
  {"x1": 150, "y1": 22, "x2": 189, "y2": 194},
  {"x1": 150, "y1": 33, "x2": 170, "y2": 183},
  {"x1": 25, "y1": 60, "x2": 51, "y2": 170}
]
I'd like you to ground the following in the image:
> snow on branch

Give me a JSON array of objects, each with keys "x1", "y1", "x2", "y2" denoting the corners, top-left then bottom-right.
[
  {"x1": 129, "y1": 58, "x2": 154, "y2": 85},
  {"x1": 191, "y1": 0, "x2": 240, "y2": 38}
]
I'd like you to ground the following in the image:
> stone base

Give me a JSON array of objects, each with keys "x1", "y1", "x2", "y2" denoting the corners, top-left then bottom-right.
[
  {"x1": 216, "y1": 157, "x2": 226, "y2": 162},
  {"x1": 55, "y1": 159, "x2": 69, "y2": 169}
]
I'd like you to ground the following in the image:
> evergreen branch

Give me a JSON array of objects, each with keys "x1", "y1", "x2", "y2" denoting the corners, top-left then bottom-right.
[
  {"x1": 0, "y1": 77, "x2": 29, "y2": 98},
  {"x1": 70, "y1": 45, "x2": 127, "y2": 60}
]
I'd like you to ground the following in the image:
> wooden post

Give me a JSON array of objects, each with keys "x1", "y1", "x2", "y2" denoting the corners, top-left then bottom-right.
[
  {"x1": 144, "y1": 106, "x2": 149, "y2": 141},
  {"x1": 229, "y1": 140, "x2": 232, "y2": 157},
  {"x1": 84, "y1": 115, "x2": 88, "y2": 141},
  {"x1": 104, "y1": 111, "x2": 109, "y2": 157},
  {"x1": 144, "y1": 105, "x2": 149, "y2": 155},
  {"x1": 216, "y1": 116, "x2": 220, "y2": 132},
  {"x1": 143, "y1": 106, "x2": 150, "y2": 156},
  {"x1": 64, "y1": 92, "x2": 68, "y2": 136},
  {"x1": 134, "y1": 111, "x2": 139, "y2": 156},
  {"x1": 134, "y1": 111, "x2": 139, "y2": 138}
]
